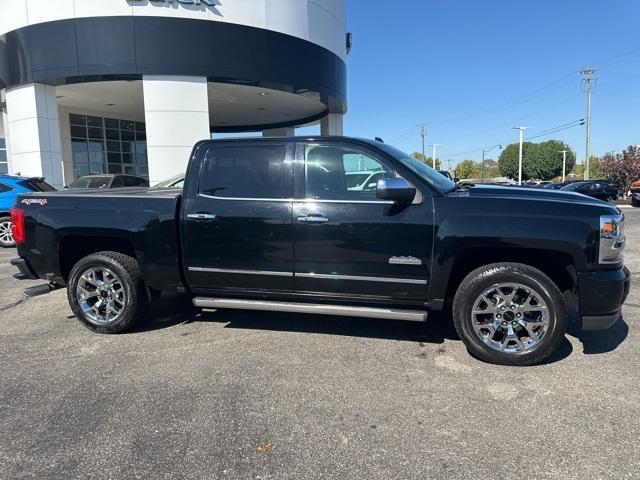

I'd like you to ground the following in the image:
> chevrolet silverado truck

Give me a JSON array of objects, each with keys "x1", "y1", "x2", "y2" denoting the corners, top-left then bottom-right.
[{"x1": 10, "y1": 137, "x2": 630, "y2": 365}]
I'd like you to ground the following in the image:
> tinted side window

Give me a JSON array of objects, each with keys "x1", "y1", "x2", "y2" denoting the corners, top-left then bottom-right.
[
  {"x1": 304, "y1": 144, "x2": 395, "y2": 200},
  {"x1": 201, "y1": 145, "x2": 290, "y2": 199},
  {"x1": 122, "y1": 176, "x2": 147, "y2": 187},
  {"x1": 111, "y1": 176, "x2": 125, "y2": 188},
  {"x1": 0, "y1": 182, "x2": 11, "y2": 193}
]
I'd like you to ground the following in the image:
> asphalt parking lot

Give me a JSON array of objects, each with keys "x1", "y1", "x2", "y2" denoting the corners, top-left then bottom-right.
[{"x1": 1, "y1": 208, "x2": 639, "y2": 480}]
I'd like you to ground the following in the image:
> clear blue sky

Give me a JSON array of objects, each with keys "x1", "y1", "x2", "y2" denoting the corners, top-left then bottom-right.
[{"x1": 341, "y1": 0, "x2": 640, "y2": 170}]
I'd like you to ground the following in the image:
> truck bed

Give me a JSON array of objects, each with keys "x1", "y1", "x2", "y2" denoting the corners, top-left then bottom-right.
[{"x1": 15, "y1": 188, "x2": 184, "y2": 291}]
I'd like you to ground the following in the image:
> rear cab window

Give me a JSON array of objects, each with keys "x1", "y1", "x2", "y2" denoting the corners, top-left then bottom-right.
[{"x1": 200, "y1": 144, "x2": 292, "y2": 199}]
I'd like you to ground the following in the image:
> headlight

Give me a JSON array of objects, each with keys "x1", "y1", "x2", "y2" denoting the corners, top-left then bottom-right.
[{"x1": 599, "y1": 214, "x2": 625, "y2": 264}]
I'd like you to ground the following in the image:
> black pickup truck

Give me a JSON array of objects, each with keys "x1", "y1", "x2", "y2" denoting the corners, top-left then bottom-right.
[{"x1": 11, "y1": 137, "x2": 630, "y2": 365}]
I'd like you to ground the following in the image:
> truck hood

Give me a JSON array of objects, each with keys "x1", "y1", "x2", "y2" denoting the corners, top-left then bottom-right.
[{"x1": 449, "y1": 184, "x2": 619, "y2": 211}]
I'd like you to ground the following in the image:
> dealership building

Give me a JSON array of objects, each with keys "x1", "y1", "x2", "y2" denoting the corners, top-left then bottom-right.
[{"x1": 0, "y1": 0, "x2": 348, "y2": 187}]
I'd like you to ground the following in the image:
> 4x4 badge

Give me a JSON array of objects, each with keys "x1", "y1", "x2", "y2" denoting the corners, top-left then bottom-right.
[{"x1": 389, "y1": 256, "x2": 422, "y2": 265}]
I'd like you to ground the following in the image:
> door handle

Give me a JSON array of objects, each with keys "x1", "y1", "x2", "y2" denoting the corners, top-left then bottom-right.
[
  {"x1": 297, "y1": 215, "x2": 329, "y2": 224},
  {"x1": 187, "y1": 213, "x2": 217, "y2": 221}
]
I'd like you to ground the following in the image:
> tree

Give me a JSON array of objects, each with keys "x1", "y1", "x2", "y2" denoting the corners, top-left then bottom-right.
[
  {"x1": 498, "y1": 140, "x2": 576, "y2": 181},
  {"x1": 481, "y1": 159, "x2": 500, "y2": 178},
  {"x1": 411, "y1": 152, "x2": 441, "y2": 170},
  {"x1": 573, "y1": 156, "x2": 601, "y2": 179},
  {"x1": 455, "y1": 159, "x2": 482, "y2": 180},
  {"x1": 598, "y1": 146, "x2": 640, "y2": 194}
]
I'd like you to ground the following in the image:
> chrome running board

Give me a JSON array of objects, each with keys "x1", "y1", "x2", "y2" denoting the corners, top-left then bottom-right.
[{"x1": 193, "y1": 297, "x2": 427, "y2": 322}]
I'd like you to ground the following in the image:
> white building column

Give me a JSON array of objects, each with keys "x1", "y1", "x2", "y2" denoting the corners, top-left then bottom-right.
[
  {"x1": 143, "y1": 76, "x2": 210, "y2": 185},
  {"x1": 0, "y1": 90, "x2": 11, "y2": 173},
  {"x1": 321, "y1": 113, "x2": 344, "y2": 136},
  {"x1": 4, "y1": 84, "x2": 64, "y2": 188},
  {"x1": 262, "y1": 127, "x2": 295, "y2": 137}
]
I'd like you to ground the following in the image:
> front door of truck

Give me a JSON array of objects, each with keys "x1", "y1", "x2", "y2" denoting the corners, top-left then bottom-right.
[
  {"x1": 182, "y1": 142, "x2": 295, "y2": 293},
  {"x1": 292, "y1": 141, "x2": 434, "y2": 301}
]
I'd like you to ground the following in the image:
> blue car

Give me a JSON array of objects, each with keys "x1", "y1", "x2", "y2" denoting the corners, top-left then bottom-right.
[{"x1": 0, "y1": 175, "x2": 56, "y2": 247}]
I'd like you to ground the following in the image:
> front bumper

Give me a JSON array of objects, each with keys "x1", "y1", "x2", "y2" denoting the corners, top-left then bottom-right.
[
  {"x1": 578, "y1": 266, "x2": 630, "y2": 330},
  {"x1": 10, "y1": 257, "x2": 38, "y2": 280}
]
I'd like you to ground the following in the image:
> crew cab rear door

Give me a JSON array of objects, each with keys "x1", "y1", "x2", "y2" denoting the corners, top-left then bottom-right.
[
  {"x1": 292, "y1": 140, "x2": 433, "y2": 301},
  {"x1": 181, "y1": 141, "x2": 295, "y2": 293}
]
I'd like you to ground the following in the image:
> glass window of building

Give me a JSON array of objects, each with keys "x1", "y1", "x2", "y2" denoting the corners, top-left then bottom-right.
[
  {"x1": 70, "y1": 114, "x2": 148, "y2": 179},
  {"x1": 0, "y1": 138, "x2": 7, "y2": 174}
]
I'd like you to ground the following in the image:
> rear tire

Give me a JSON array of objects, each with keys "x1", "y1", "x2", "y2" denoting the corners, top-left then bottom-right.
[
  {"x1": 452, "y1": 263, "x2": 567, "y2": 366},
  {"x1": 67, "y1": 251, "x2": 149, "y2": 334},
  {"x1": 0, "y1": 216, "x2": 15, "y2": 248},
  {"x1": 632, "y1": 197, "x2": 640, "y2": 207}
]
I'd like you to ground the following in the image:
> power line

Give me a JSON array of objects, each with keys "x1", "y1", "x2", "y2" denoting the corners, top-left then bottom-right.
[
  {"x1": 428, "y1": 70, "x2": 579, "y2": 126},
  {"x1": 525, "y1": 119, "x2": 584, "y2": 140},
  {"x1": 389, "y1": 124, "x2": 420, "y2": 145}
]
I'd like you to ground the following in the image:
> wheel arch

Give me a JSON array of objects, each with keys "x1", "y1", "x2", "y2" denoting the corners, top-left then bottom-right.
[
  {"x1": 443, "y1": 247, "x2": 578, "y2": 310},
  {"x1": 59, "y1": 235, "x2": 137, "y2": 282}
]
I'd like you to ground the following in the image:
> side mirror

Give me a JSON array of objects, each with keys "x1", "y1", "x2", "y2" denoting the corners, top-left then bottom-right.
[{"x1": 376, "y1": 178, "x2": 416, "y2": 204}]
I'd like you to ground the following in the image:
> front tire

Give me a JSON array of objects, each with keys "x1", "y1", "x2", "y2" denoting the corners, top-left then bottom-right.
[
  {"x1": 0, "y1": 216, "x2": 15, "y2": 248},
  {"x1": 452, "y1": 263, "x2": 567, "y2": 366},
  {"x1": 67, "y1": 251, "x2": 149, "y2": 334}
]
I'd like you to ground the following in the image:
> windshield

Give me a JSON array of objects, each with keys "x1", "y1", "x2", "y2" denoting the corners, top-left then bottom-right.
[
  {"x1": 154, "y1": 175, "x2": 185, "y2": 189},
  {"x1": 376, "y1": 143, "x2": 456, "y2": 192},
  {"x1": 18, "y1": 178, "x2": 56, "y2": 192},
  {"x1": 68, "y1": 176, "x2": 112, "y2": 189}
]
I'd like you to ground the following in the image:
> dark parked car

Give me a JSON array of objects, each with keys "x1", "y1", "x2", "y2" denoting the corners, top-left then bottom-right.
[
  {"x1": 0, "y1": 175, "x2": 56, "y2": 247},
  {"x1": 11, "y1": 137, "x2": 629, "y2": 366},
  {"x1": 630, "y1": 180, "x2": 640, "y2": 207},
  {"x1": 560, "y1": 181, "x2": 618, "y2": 202},
  {"x1": 66, "y1": 174, "x2": 149, "y2": 189}
]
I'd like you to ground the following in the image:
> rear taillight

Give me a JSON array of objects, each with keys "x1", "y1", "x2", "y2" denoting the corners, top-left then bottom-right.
[{"x1": 10, "y1": 207, "x2": 26, "y2": 244}]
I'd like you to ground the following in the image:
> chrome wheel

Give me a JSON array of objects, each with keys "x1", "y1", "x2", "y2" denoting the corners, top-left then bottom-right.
[
  {"x1": 471, "y1": 283, "x2": 549, "y2": 354},
  {"x1": 76, "y1": 267, "x2": 127, "y2": 325},
  {"x1": 0, "y1": 220, "x2": 14, "y2": 246}
]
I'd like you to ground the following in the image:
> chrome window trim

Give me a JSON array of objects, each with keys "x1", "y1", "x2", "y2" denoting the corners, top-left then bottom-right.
[
  {"x1": 198, "y1": 193, "x2": 294, "y2": 202},
  {"x1": 188, "y1": 267, "x2": 293, "y2": 277},
  {"x1": 296, "y1": 273, "x2": 428, "y2": 285},
  {"x1": 197, "y1": 193, "x2": 395, "y2": 205},
  {"x1": 299, "y1": 198, "x2": 395, "y2": 205}
]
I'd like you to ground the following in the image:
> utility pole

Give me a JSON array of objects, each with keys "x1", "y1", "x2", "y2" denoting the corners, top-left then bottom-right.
[
  {"x1": 429, "y1": 144, "x2": 441, "y2": 169},
  {"x1": 420, "y1": 124, "x2": 426, "y2": 159},
  {"x1": 512, "y1": 127, "x2": 529, "y2": 185},
  {"x1": 481, "y1": 144, "x2": 502, "y2": 183},
  {"x1": 559, "y1": 150, "x2": 570, "y2": 182},
  {"x1": 581, "y1": 67, "x2": 596, "y2": 180},
  {"x1": 447, "y1": 159, "x2": 452, "y2": 171}
]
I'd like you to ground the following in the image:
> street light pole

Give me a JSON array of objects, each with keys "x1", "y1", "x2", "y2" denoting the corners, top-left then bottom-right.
[
  {"x1": 512, "y1": 126, "x2": 529, "y2": 185},
  {"x1": 559, "y1": 150, "x2": 570, "y2": 182},
  {"x1": 429, "y1": 144, "x2": 441, "y2": 169}
]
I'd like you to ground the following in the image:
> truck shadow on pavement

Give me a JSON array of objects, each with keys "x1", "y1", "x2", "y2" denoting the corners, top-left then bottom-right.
[
  {"x1": 135, "y1": 295, "x2": 628, "y2": 363},
  {"x1": 568, "y1": 312, "x2": 629, "y2": 355}
]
